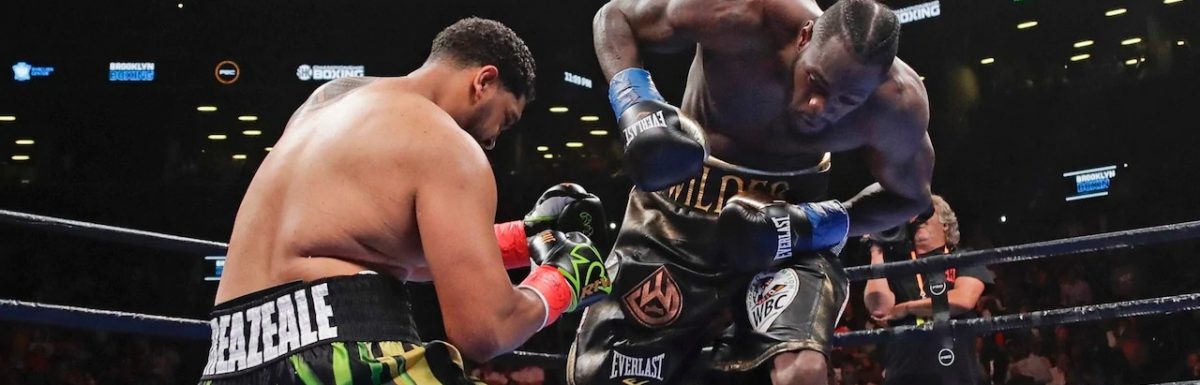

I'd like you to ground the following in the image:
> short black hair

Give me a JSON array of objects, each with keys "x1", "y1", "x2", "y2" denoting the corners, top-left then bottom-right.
[
  {"x1": 429, "y1": 17, "x2": 536, "y2": 100},
  {"x1": 812, "y1": 0, "x2": 901, "y2": 69}
]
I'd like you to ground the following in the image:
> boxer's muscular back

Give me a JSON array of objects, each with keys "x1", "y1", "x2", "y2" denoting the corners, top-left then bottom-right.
[{"x1": 215, "y1": 77, "x2": 435, "y2": 304}]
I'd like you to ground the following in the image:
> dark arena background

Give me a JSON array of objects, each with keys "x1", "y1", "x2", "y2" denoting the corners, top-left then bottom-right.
[{"x1": 2, "y1": 0, "x2": 1200, "y2": 384}]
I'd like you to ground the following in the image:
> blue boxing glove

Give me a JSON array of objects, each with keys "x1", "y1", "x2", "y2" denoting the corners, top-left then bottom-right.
[
  {"x1": 609, "y1": 68, "x2": 708, "y2": 192},
  {"x1": 717, "y1": 192, "x2": 850, "y2": 273}
]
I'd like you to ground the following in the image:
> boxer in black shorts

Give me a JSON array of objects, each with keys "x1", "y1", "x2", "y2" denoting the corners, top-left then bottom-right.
[{"x1": 573, "y1": 0, "x2": 935, "y2": 384}]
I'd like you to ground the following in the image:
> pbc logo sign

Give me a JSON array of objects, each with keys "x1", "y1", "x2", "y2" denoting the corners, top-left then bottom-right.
[
  {"x1": 623, "y1": 266, "x2": 682, "y2": 328},
  {"x1": 215, "y1": 60, "x2": 240, "y2": 85},
  {"x1": 746, "y1": 269, "x2": 799, "y2": 333}
]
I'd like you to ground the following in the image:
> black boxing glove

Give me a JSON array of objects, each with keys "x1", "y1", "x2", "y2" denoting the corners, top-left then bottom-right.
[
  {"x1": 862, "y1": 201, "x2": 935, "y2": 256},
  {"x1": 518, "y1": 230, "x2": 612, "y2": 328},
  {"x1": 522, "y1": 183, "x2": 609, "y2": 248},
  {"x1": 495, "y1": 183, "x2": 609, "y2": 269},
  {"x1": 717, "y1": 193, "x2": 850, "y2": 273},
  {"x1": 609, "y1": 68, "x2": 708, "y2": 192}
]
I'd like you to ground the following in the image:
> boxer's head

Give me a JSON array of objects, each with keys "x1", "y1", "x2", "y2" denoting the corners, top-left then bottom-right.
[
  {"x1": 428, "y1": 17, "x2": 536, "y2": 149},
  {"x1": 787, "y1": 0, "x2": 899, "y2": 135}
]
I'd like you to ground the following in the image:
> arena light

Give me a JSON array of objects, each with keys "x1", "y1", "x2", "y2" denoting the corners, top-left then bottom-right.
[
  {"x1": 1073, "y1": 40, "x2": 1094, "y2": 48},
  {"x1": 1016, "y1": 21, "x2": 1038, "y2": 29},
  {"x1": 1164, "y1": 0, "x2": 1183, "y2": 4},
  {"x1": 11, "y1": 155, "x2": 30, "y2": 161},
  {"x1": 177, "y1": 3, "x2": 183, "y2": 8},
  {"x1": 237, "y1": 115, "x2": 258, "y2": 122},
  {"x1": 0, "y1": 116, "x2": 15, "y2": 122},
  {"x1": 549, "y1": 106, "x2": 569, "y2": 113},
  {"x1": 15, "y1": 139, "x2": 34, "y2": 145},
  {"x1": 980, "y1": 57, "x2": 996, "y2": 65},
  {"x1": 1125, "y1": 58, "x2": 1139, "y2": 65},
  {"x1": 196, "y1": 106, "x2": 217, "y2": 112},
  {"x1": 536, "y1": 146, "x2": 549, "y2": 152},
  {"x1": 609, "y1": 222, "x2": 617, "y2": 230},
  {"x1": 589, "y1": 129, "x2": 609, "y2": 136},
  {"x1": 1104, "y1": 8, "x2": 1127, "y2": 16},
  {"x1": 579, "y1": 115, "x2": 600, "y2": 122},
  {"x1": 264, "y1": 147, "x2": 273, "y2": 152},
  {"x1": 566, "y1": 142, "x2": 584, "y2": 148},
  {"x1": 1178, "y1": 40, "x2": 1187, "y2": 46},
  {"x1": 232, "y1": 154, "x2": 247, "y2": 160},
  {"x1": 208, "y1": 134, "x2": 228, "y2": 140},
  {"x1": 1000, "y1": 215, "x2": 1007, "y2": 223},
  {"x1": 1070, "y1": 54, "x2": 1091, "y2": 62},
  {"x1": 1121, "y1": 37, "x2": 1142, "y2": 46},
  {"x1": 242, "y1": 129, "x2": 262, "y2": 136},
  {"x1": 543, "y1": 153, "x2": 554, "y2": 159}
]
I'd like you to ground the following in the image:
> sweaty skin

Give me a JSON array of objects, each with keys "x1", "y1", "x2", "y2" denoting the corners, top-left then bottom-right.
[
  {"x1": 214, "y1": 68, "x2": 544, "y2": 362},
  {"x1": 594, "y1": 0, "x2": 934, "y2": 235}
]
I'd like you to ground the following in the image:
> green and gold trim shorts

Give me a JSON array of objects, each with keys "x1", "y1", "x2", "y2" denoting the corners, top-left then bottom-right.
[{"x1": 199, "y1": 274, "x2": 480, "y2": 385}]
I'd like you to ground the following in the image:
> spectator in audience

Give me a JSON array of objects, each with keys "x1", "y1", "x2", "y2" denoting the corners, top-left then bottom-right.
[
  {"x1": 1007, "y1": 339, "x2": 1053, "y2": 385},
  {"x1": 1058, "y1": 265, "x2": 1093, "y2": 307},
  {"x1": 1178, "y1": 350, "x2": 1200, "y2": 381}
]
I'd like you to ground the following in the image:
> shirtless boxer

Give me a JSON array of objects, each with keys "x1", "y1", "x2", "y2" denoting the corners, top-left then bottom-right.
[
  {"x1": 199, "y1": 18, "x2": 612, "y2": 385},
  {"x1": 571, "y1": 0, "x2": 933, "y2": 384}
]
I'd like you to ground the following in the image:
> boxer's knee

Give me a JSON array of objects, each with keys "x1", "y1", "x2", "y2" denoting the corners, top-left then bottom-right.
[{"x1": 770, "y1": 350, "x2": 829, "y2": 385}]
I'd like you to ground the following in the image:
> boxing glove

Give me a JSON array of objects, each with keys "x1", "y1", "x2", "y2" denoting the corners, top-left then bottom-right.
[
  {"x1": 717, "y1": 192, "x2": 850, "y2": 273},
  {"x1": 495, "y1": 183, "x2": 609, "y2": 269},
  {"x1": 518, "y1": 230, "x2": 612, "y2": 328},
  {"x1": 609, "y1": 68, "x2": 708, "y2": 192}
]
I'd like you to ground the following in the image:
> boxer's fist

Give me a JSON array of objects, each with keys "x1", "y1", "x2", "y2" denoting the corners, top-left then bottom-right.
[
  {"x1": 862, "y1": 201, "x2": 935, "y2": 256},
  {"x1": 523, "y1": 183, "x2": 609, "y2": 248},
  {"x1": 520, "y1": 230, "x2": 612, "y2": 327},
  {"x1": 717, "y1": 192, "x2": 850, "y2": 272},
  {"x1": 609, "y1": 68, "x2": 707, "y2": 192}
]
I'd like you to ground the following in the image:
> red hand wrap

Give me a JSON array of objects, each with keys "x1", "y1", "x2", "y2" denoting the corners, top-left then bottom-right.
[
  {"x1": 495, "y1": 220, "x2": 531, "y2": 269},
  {"x1": 519, "y1": 265, "x2": 573, "y2": 328}
]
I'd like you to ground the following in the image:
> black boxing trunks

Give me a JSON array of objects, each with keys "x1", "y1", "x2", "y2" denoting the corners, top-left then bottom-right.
[
  {"x1": 198, "y1": 274, "x2": 479, "y2": 385},
  {"x1": 569, "y1": 155, "x2": 849, "y2": 385}
]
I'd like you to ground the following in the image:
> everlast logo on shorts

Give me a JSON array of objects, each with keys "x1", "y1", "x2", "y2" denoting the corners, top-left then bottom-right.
[
  {"x1": 661, "y1": 165, "x2": 793, "y2": 215},
  {"x1": 609, "y1": 351, "x2": 665, "y2": 382},
  {"x1": 203, "y1": 284, "x2": 338, "y2": 376},
  {"x1": 623, "y1": 266, "x2": 682, "y2": 328},
  {"x1": 624, "y1": 110, "x2": 667, "y2": 146},
  {"x1": 772, "y1": 215, "x2": 793, "y2": 260}
]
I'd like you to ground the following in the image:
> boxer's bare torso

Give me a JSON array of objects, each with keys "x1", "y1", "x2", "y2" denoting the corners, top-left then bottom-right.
[
  {"x1": 215, "y1": 77, "x2": 449, "y2": 304},
  {"x1": 596, "y1": 0, "x2": 934, "y2": 233}
]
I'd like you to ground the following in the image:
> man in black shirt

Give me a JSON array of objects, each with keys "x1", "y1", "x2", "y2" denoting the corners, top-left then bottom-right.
[{"x1": 863, "y1": 195, "x2": 994, "y2": 384}]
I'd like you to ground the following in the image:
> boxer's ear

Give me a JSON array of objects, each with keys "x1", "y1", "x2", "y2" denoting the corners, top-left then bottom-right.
[
  {"x1": 471, "y1": 65, "x2": 501, "y2": 102},
  {"x1": 797, "y1": 20, "x2": 814, "y2": 50}
]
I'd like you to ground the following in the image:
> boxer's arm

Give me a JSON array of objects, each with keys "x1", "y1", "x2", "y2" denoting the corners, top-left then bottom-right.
[
  {"x1": 863, "y1": 245, "x2": 896, "y2": 318},
  {"x1": 844, "y1": 94, "x2": 933, "y2": 236},
  {"x1": 593, "y1": 0, "x2": 692, "y2": 80},
  {"x1": 411, "y1": 118, "x2": 547, "y2": 362},
  {"x1": 887, "y1": 277, "x2": 985, "y2": 318}
]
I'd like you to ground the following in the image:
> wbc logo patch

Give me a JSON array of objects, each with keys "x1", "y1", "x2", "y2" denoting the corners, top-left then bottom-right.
[{"x1": 746, "y1": 269, "x2": 799, "y2": 333}]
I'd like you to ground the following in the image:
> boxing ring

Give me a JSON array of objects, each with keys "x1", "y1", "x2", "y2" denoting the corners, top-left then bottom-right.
[{"x1": 3, "y1": 208, "x2": 1200, "y2": 383}]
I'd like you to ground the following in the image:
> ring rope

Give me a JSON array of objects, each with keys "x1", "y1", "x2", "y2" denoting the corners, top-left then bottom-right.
[
  {"x1": 0, "y1": 209, "x2": 229, "y2": 255},
  {"x1": 0, "y1": 299, "x2": 211, "y2": 339},
  {"x1": 7, "y1": 293, "x2": 1199, "y2": 357},
  {"x1": 832, "y1": 292, "x2": 1200, "y2": 346},
  {"x1": 845, "y1": 220, "x2": 1200, "y2": 281},
  {"x1": 5, "y1": 208, "x2": 1199, "y2": 284}
]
